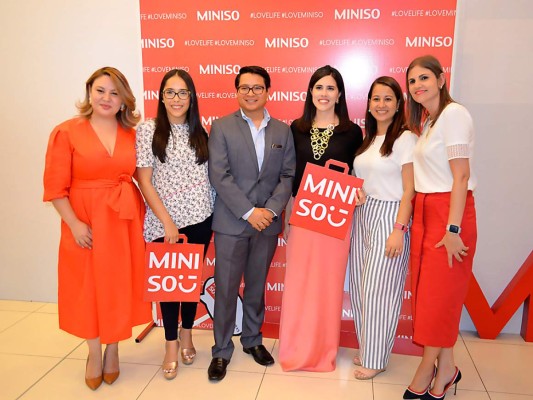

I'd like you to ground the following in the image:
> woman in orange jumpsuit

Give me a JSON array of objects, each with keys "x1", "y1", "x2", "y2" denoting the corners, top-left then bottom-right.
[{"x1": 43, "y1": 67, "x2": 151, "y2": 390}]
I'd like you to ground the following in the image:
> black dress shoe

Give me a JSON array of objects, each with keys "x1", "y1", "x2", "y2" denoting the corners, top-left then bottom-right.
[
  {"x1": 243, "y1": 344, "x2": 274, "y2": 366},
  {"x1": 208, "y1": 357, "x2": 229, "y2": 381}
]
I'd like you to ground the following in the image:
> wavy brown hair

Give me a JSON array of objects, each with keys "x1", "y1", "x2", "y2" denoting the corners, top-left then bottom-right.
[
  {"x1": 357, "y1": 76, "x2": 406, "y2": 157},
  {"x1": 405, "y1": 55, "x2": 453, "y2": 134},
  {"x1": 77, "y1": 66, "x2": 140, "y2": 129}
]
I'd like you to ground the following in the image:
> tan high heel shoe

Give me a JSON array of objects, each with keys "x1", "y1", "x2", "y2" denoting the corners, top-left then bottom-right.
[
  {"x1": 85, "y1": 357, "x2": 103, "y2": 390},
  {"x1": 162, "y1": 340, "x2": 179, "y2": 380},
  {"x1": 179, "y1": 328, "x2": 196, "y2": 365},
  {"x1": 162, "y1": 361, "x2": 178, "y2": 380},
  {"x1": 102, "y1": 346, "x2": 120, "y2": 385}
]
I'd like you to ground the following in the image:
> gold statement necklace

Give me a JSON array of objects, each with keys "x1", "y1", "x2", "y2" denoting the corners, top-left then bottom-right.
[{"x1": 310, "y1": 122, "x2": 335, "y2": 160}]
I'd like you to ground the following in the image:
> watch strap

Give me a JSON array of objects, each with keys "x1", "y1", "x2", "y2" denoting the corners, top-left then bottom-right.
[{"x1": 394, "y1": 222, "x2": 408, "y2": 233}]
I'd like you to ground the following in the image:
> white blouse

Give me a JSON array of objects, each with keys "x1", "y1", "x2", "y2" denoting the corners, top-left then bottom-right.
[
  {"x1": 354, "y1": 130, "x2": 417, "y2": 201},
  {"x1": 413, "y1": 103, "x2": 477, "y2": 193},
  {"x1": 136, "y1": 119, "x2": 215, "y2": 242}
]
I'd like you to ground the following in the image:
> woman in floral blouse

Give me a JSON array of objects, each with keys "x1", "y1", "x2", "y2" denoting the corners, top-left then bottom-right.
[{"x1": 136, "y1": 69, "x2": 214, "y2": 380}]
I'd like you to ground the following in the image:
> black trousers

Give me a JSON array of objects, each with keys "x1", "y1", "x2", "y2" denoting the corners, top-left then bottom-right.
[{"x1": 153, "y1": 215, "x2": 213, "y2": 341}]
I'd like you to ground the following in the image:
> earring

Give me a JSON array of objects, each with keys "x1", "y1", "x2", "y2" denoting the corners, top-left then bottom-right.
[
  {"x1": 120, "y1": 104, "x2": 125, "y2": 111},
  {"x1": 396, "y1": 109, "x2": 399, "y2": 113}
]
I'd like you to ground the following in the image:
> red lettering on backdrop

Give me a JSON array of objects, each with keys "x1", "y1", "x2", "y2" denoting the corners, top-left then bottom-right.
[
  {"x1": 465, "y1": 251, "x2": 533, "y2": 341},
  {"x1": 139, "y1": 0, "x2": 464, "y2": 354}
]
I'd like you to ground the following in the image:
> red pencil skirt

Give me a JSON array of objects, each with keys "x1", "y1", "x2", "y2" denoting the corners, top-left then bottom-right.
[{"x1": 410, "y1": 192, "x2": 477, "y2": 347}]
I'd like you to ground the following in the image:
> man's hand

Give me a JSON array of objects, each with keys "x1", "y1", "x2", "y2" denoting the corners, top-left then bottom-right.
[{"x1": 247, "y1": 208, "x2": 274, "y2": 231}]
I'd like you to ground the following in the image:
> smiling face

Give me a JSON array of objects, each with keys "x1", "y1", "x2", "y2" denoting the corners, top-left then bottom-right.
[
  {"x1": 310, "y1": 75, "x2": 340, "y2": 114},
  {"x1": 162, "y1": 75, "x2": 191, "y2": 124},
  {"x1": 90, "y1": 75, "x2": 122, "y2": 119},
  {"x1": 407, "y1": 65, "x2": 444, "y2": 116},
  {"x1": 237, "y1": 73, "x2": 268, "y2": 117},
  {"x1": 368, "y1": 83, "x2": 398, "y2": 130}
]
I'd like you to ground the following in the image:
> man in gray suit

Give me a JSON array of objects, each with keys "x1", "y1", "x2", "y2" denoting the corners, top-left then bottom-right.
[{"x1": 207, "y1": 66, "x2": 295, "y2": 381}]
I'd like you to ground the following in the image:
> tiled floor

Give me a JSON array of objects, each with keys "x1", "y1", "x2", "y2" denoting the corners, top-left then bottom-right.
[{"x1": 1, "y1": 300, "x2": 532, "y2": 400}]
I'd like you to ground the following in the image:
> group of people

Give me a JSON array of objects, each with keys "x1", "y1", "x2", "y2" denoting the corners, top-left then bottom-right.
[{"x1": 43, "y1": 54, "x2": 477, "y2": 399}]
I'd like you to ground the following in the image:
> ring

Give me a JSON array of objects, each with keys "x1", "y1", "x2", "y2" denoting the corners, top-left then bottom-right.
[
  {"x1": 395, "y1": 249, "x2": 400, "y2": 253},
  {"x1": 461, "y1": 250, "x2": 466, "y2": 255}
]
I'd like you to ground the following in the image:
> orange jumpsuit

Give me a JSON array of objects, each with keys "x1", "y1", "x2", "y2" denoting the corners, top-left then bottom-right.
[{"x1": 43, "y1": 118, "x2": 151, "y2": 343}]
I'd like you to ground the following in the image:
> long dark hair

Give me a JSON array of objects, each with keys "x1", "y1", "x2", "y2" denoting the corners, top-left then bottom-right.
[
  {"x1": 152, "y1": 69, "x2": 208, "y2": 164},
  {"x1": 294, "y1": 65, "x2": 351, "y2": 133},
  {"x1": 357, "y1": 76, "x2": 406, "y2": 157},
  {"x1": 405, "y1": 55, "x2": 453, "y2": 134}
]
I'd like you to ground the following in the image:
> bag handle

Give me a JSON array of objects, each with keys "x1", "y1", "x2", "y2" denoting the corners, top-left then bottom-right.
[
  {"x1": 325, "y1": 159, "x2": 349, "y2": 174},
  {"x1": 178, "y1": 234, "x2": 188, "y2": 244}
]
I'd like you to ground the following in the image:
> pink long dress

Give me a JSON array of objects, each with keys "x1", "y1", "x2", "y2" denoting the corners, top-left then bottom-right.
[{"x1": 278, "y1": 225, "x2": 351, "y2": 371}]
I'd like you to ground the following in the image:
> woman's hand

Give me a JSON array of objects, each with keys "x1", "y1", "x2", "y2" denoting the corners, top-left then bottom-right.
[
  {"x1": 355, "y1": 188, "x2": 366, "y2": 206},
  {"x1": 51, "y1": 198, "x2": 92, "y2": 249},
  {"x1": 435, "y1": 232, "x2": 469, "y2": 267},
  {"x1": 70, "y1": 219, "x2": 93, "y2": 249},
  {"x1": 137, "y1": 167, "x2": 182, "y2": 244},
  {"x1": 385, "y1": 229, "x2": 404, "y2": 258},
  {"x1": 164, "y1": 221, "x2": 180, "y2": 244},
  {"x1": 283, "y1": 196, "x2": 294, "y2": 241}
]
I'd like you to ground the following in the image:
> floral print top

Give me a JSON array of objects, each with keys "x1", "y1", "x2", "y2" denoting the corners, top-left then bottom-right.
[{"x1": 136, "y1": 119, "x2": 215, "y2": 242}]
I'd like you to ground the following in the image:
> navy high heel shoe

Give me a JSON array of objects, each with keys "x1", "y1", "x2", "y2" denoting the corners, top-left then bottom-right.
[
  {"x1": 403, "y1": 366, "x2": 437, "y2": 399},
  {"x1": 423, "y1": 368, "x2": 462, "y2": 399},
  {"x1": 403, "y1": 386, "x2": 429, "y2": 399}
]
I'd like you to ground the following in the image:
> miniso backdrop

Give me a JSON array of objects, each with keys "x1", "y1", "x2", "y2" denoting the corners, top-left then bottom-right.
[{"x1": 139, "y1": 0, "x2": 457, "y2": 355}]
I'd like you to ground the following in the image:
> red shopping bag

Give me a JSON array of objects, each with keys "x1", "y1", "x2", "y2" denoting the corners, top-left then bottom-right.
[
  {"x1": 144, "y1": 234, "x2": 205, "y2": 302},
  {"x1": 289, "y1": 159, "x2": 364, "y2": 239}
]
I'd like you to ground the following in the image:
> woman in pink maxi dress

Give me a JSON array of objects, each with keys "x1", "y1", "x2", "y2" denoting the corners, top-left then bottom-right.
[{"x1": 278, "y1": 66, "x2": 363, "y2": 371}]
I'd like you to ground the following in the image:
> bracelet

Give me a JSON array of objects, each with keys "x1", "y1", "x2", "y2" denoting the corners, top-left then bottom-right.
[{"x1": 394, "y1": 222, "x2": 408, "y2": 233}]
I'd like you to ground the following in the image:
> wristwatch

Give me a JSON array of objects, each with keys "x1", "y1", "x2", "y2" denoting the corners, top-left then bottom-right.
[
  {"x1": 446, "y1": 224, "x2": 461, "y2": 234},
  {"x1": 394, "y1": 222, "x2": 408, "y2": 233},
  {"x1": 267, "y1": 209, "x2": 278, "y2": 221}
]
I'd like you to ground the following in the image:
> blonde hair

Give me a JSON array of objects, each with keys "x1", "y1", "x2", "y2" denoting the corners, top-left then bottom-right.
[{"x1": 77, "y1": 67, "x2": 141, "y2": 128}]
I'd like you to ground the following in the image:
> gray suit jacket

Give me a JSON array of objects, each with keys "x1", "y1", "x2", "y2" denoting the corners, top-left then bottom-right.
[{"x1": 208, "y1": 110, "x2": 296, "y2": 236}]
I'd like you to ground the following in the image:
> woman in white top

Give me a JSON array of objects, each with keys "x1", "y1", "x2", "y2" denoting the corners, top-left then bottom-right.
[
  {"x1": 136, "y1": 69, "x2": 214, "y2": 380},
  {"x1": 349, "y1": 76, "x2": 416, "y2": 380},
  {"x1": 403, "y1": 55, "x2": 477, "y2": 400}
]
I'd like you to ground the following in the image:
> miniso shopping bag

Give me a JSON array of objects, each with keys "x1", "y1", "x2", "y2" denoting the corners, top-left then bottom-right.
[
  {"x1": 144, "y1": 234, "x2": 204, "y2": 302},
  {"x1": 289, "y1": 159, "x2": 364, "y2": 239}
]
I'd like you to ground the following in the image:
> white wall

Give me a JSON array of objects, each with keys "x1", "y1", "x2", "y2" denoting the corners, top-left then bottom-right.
[
  {"x1": 0, "y1": 0, "x2": 144, "y2": 301},
  {"x1": 0, "y1": 0, "x2": 531, "y2": 334},
  {"x1": 453, "y1": 0, "x2": 533, "y2": 332}
]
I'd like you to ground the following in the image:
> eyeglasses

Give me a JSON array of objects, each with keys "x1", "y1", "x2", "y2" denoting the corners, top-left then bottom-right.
[
  {"x1": 163, "y1": 89, "x2": 191, "y2": 100},
  {"x1": 237, "y1": 85, "x2": 265, "y2": 95}
]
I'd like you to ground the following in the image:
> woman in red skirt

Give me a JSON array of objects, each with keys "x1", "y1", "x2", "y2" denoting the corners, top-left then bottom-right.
[{"x1": 403, "y1": 55, "x2": 477, "y2": 400}]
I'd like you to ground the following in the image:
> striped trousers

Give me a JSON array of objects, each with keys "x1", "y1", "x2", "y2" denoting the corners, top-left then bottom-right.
[{"x1": 348, "y1": 196, "x2": 410, "y2": 370}]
